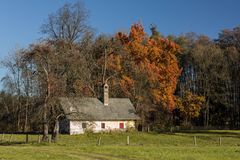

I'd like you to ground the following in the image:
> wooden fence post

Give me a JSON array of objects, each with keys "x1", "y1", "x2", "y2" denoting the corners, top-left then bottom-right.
[
  {"x1": 9, "y1": 133, "x2": 13, "y2": 143},
  {"x1": 97, "y1": 137, "x2": 101, "y2": 146},
  {"x1": 48, "y1": 135, "x2": 51, "y2": 143},
  {"x1": 147, "y1": 125, "x2": 150, "y2": 132},
  {"x1": 127, "y1": 136, "x2": 130, "y2": 145},
  {"x1": 1, "y1": 133, "x2": 4, "y2": 142},
  {"x1": 25, "y1": 134, "x2": 29, "y2": 143},
  {"x1": 193, "y1": 136, "x2": 197, "y2": 146},
  {"x1": 219, "y1": 137, "x2": 222, "y2": 146},
  {"x1": 38, "y1": 134, "x2": 41, "y2": 143}
]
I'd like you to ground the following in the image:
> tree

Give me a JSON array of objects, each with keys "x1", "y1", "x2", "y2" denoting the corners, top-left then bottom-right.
[
  {"x1": 23, "y1": 43, "x2": 54, "y2": 141},
  {"x1": 176, "y1": 91, "x2": 205, "y2": 126},
  {"x1": 21, "y1": 38, "x2": 95, "y2": 141},
  {"x1": 150, "y1": 24, "x2": 161, "y2": 39},
  {"x1": 217, "y1": 26, "x2": 240, "y2": 128},
  {"x1": 217, "y1": 26, "x2": 240, "y2": 51},
  {"x1": 41, "y1": 1, "x2": 90, "y2": 43},
  {"x1": 1, "y1": 50, "x2": 25, "y2": 132},
  {"x1": 98, "y1": 23, "x2": 181, "y2": 130},
  {"x1": 116, "y1": 23, "x2": 181, "y2": 110},
  {"x1": 175, "y1": 33, "x2": 231, "y2": 127}
]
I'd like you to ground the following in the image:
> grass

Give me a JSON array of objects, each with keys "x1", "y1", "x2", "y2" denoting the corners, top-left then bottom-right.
[{"x1": 0, "y1": 130, "x2": 240, "y2": 159}]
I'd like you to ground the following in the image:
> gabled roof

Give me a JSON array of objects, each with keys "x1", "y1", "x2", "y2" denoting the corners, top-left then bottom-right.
[{"x1": 59, "y1": 97, "x2": 140, "y2": 121}]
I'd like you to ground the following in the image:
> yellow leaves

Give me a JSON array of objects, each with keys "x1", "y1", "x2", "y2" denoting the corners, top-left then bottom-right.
[
  {"x1": 176, "y1": 91, "x2": 206, "y2": 120},
  {"x1": 127, "y1": 42, "x2": 148, "y2": 62},
  {"x1": 119, "y1": 75, "x2": 135, "y2": 97},
  {"x1": 135, "y1": 95, "x2": 144, "y2": 102},
  {"x1": 108, "y1": 54, "x2": 122, "y2": 72},
  {"x1": 151, "y1": 89, "x2": 162, "y2": 104}
]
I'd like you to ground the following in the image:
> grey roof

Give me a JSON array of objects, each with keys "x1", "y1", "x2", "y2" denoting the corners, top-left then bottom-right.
[{"x1": 59, "y1": 97, "x2": 140, "y2": 121}]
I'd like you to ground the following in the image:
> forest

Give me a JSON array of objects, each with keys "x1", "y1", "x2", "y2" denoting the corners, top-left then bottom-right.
[{"x1": 0, "y1": 2, "x2": 239, "y2": 141}]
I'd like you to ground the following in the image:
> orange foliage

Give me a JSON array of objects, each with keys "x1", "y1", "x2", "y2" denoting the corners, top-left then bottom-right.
[
  {"x1": 114, "y1": 23, "x2": 181, "y2": 111},
  {"x1": 107, "y1": 54, "x2": 122, "y2": 72},
  {"x1": 119, "y1": 75, "x2": 135, "y2": 97}
]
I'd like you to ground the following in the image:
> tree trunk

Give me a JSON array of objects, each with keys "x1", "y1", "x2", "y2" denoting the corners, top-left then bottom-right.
[
  {"x1": 17, "y1": 110, "x2": 21, "y2": 132},
  {"x1": 23, "y1": 101, "x2": 28, "y2": 132},
  {"x1": 42, "y1": 66, "x2": 50, "y2": 142},
  {"x1": 102, "y1": 49, "x2": 107, "y2": 84},
  {"x1": 204, "y1": 98, "x2": 209, "y2": 128},
  {"x1": 52, "y1": 119, "x2": 59, "y2": 143},
  {"x1": 184, "y1": 117, "x2": 189, "y2": 127},
  {"x1": 42, "y1": 102, "x2": 48, "y2": 142},
  {"x1": 17, "y1": 95, "x2": 21, "y2": 132}
]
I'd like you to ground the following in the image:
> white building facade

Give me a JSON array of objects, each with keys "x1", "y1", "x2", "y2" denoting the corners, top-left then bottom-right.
[
  {"x1": 69, "y1": 120, "x2": 135, "y2": 135},
  {"x1": 59, "y1": 83, "x2": 140, "y2": 134}
]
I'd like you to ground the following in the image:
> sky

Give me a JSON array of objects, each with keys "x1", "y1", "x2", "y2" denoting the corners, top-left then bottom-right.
[{"x1": 0, "y1": 0, "x2": 239, "y2": 84}]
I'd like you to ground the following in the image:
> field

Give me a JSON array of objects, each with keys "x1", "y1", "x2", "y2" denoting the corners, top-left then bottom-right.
[{"x1": 0, "y1": 130, "x2": 240, "y2": 160}]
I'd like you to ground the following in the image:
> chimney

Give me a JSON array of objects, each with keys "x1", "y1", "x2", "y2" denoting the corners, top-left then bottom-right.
[{"x1": 103, "y1": 83, "x2": 109, "y2": 106}]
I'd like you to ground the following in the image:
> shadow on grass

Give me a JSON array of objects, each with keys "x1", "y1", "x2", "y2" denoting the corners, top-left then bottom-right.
[
  {"x1": 0, "y1": 141, "x2": 26, "y2": 146},
  {"x1": 0, "y1": 141, "x2": 49, "y2": 146},
  {"x1": 176, "y1": 130, "x2": 240, "y2": 137}
]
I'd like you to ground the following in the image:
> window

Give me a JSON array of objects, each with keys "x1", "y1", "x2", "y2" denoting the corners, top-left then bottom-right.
[
  {"x1": 82, "y1": 122, "x2": 87, "y2": 129},
  {"x1": 119, "y1": 122, "x2": 124, "y2": 129},
  {"x1": 101, "y1": 123, "x2": 105, "y2": 129}
]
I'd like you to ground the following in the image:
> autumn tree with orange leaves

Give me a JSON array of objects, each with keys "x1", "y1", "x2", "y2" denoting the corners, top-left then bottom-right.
[
  {"x1": 101, "y1": 23, "x2": 181, "y2": 129},
  {"x1": 118, "y1": 24, "x2": 181, "y2": 109}
]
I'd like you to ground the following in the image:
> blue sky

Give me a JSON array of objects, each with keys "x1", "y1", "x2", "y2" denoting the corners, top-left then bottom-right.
[{"x1": 0, "y1": 0, "x2": 239, "y2": 82}]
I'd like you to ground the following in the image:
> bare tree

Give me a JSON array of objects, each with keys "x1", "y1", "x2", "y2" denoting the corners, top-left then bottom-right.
[
  {"x1": 1, "y1": 50, "x2": 24, "y2": 132},
  {"x1": 41, "y1": 1, "x2": 89, "y2": 43}
]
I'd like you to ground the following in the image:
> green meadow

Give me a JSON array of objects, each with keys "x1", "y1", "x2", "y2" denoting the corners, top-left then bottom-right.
[{"x1": 0, "y1": 130, "x2": 240, "y2": 160}]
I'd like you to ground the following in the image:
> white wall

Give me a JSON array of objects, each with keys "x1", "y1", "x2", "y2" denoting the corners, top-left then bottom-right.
[
  {"x1": 69, "y1": 120, "x2": 135, "y2": 135},
  {"x1": 69, "y1": 121, "x2": 84, "y2": 135}
]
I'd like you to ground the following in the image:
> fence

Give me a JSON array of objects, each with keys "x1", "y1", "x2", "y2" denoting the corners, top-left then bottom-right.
[{"x1": 0, "y1": 132, "x2": 239, "y2": 147}]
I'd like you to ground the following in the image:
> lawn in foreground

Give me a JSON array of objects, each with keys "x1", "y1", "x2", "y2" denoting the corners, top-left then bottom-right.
[{"x1": 0, "y1": 130, "x2": 240, "y2": 160}]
